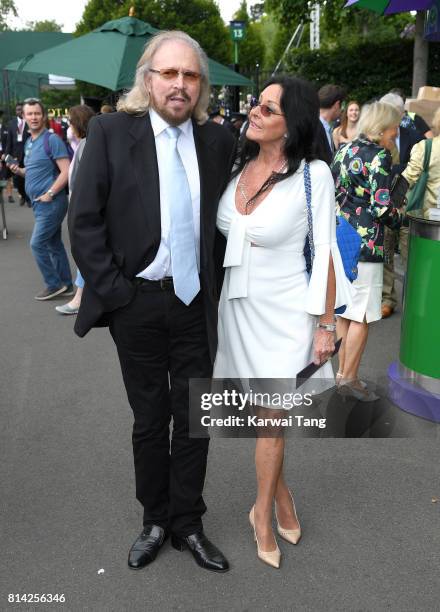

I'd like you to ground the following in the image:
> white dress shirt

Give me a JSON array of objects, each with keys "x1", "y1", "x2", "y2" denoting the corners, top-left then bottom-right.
[
  {"x1": 137, "y1": 109, "x2": 201, "y2": 280},
  {"x1": 17, "y1": 116, "x2": 24, "y2": 142}
]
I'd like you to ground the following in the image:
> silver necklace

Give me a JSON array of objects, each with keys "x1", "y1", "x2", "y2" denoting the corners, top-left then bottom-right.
[{"x1": 239, "y1": 158, "x2": 288, "y2": 212}]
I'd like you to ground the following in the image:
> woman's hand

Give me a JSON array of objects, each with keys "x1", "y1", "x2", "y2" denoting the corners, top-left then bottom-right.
[{"x1": 313, "y1": 328, "x2": 336, "y2": 365}]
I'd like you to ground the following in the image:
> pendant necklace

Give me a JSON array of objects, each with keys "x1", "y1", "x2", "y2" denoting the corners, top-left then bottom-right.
[{"x1": 239, "y1": 158, "x2": 288, "y2": 214}]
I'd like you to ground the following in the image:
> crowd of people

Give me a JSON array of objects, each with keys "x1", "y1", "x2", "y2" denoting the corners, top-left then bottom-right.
[
  {"x1": 317, "y1": 86, "x2": 438, "y2": 400},
  {"x1": 1, "y1": 29, "x2": 438, "y2": 572}
]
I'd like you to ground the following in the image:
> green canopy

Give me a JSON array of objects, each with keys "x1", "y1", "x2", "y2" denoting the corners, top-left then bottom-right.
[
  {"x1": 6, "y1": 17, "x2": 251, "y2": 89},
  {"x1": 0, "y1": 31, "x2": 73, "y2": 104}
]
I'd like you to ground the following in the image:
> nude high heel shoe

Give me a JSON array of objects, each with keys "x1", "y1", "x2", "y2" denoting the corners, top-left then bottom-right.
[
  {"x1": 249, "y1": 506, "x2": 281, "y2": 569},
  {"x1": 275, "y1": 490, "x2": 302, "y2": 545}
]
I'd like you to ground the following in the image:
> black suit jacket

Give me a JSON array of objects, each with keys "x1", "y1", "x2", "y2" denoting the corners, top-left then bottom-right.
[
  {"x1": 393, "y1": 125, "x2": 425, "y2": 176},
  {"x1": 68, "y1": 111, "x2": 236, "y2": 361},
  {"x1": 315, "y1": 121, "x2": 333, "y2": 166},
  {"x1": 0, "y1": 122, "x2": 8, "y2": 152},
  {"x1": 0, "y1": 121, "x2": 8, "y2": 179},
  {"x1": 5, "y1": 116, "x2": 29, "y2": 162}
]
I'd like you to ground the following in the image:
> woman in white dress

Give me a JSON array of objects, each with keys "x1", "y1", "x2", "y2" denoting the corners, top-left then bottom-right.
[{"x1": 213, "y1": 77, "x2": 351, "y2": 568}]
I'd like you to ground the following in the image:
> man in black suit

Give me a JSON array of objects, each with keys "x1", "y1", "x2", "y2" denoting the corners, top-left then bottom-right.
[
  {"x1": 5, "y1": 102, "x2": 29, "y2": 206},
  {"x1": 68, "y1": 31, "x2": 235, "y2": 573},
  {"x1": 0, "y1": 109, "x2": 10, "y2": 180},
  {"x1": 379, "y1": 93, "x2": 425, "y2": 317},
  {"x1": 317, "y1": 84, "x2": 346, "y2": 164}
]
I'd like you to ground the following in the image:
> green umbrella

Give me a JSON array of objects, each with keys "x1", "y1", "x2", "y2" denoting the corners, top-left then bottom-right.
[{"x1": 6, "y1": 16, "x2": 251, "y2": 89}]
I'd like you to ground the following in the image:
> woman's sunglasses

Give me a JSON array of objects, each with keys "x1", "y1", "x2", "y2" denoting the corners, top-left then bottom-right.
[{"x1": 250, "y1": 99, "x2": 284, "y2": 117}]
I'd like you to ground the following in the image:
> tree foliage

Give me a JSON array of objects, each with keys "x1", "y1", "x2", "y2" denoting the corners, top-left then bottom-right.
[
  {"x1": 254, "y1": 14, "x2": 277, "y2": 70},
  {"x1": 40, "y1": 88, "x2": 80, "y2": 112},
  {"x1": 25, "y1": 20, "x2": 63, "y2": 32},
  {"x1": 284, "y1": 38, "x2": 440, "y2": 103},
  {"x1": 265, "y1": 0, "x2": 414, "y2": 44},
  {"x1": 0, "y1": 0, "x2": 17, "y2": 31},
  {"x1": 76, "y1": 0, "x2": 231, "y2": 65},
  {"x1": 263, "y1": 0, "x2": 415, "y2": 73}
]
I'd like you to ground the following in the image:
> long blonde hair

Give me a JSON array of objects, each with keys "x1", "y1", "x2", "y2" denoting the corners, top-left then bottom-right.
[{"x1": 117, "y1": 30, "x2": 210, "y2": 124}]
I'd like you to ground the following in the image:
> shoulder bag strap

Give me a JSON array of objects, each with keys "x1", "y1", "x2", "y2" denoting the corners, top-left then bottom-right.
[
  {"x1": 423, "y1": 138, "x2": 432, "y2": 171},
  {"x1": 304, "y1": 162, "x2": 315, "y2": 268}
]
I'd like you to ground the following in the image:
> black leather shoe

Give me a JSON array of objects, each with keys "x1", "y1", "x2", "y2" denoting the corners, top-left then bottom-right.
[
  {"x1": 128, "y1": 525, "x2": 167, "y2": 570},
  {"x1": 171, "y1": 531, "x2": 229, "y2": 572}
]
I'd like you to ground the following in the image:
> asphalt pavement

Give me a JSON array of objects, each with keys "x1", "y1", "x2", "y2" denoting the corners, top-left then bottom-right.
[{"x1": 1, "y1": 199, "x2": 439, "y2": 612}]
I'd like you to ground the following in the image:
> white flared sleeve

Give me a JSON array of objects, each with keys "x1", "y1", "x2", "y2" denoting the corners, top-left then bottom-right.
[{"x1": 305, "y1": 161, "x2": 353, "y2": 315}]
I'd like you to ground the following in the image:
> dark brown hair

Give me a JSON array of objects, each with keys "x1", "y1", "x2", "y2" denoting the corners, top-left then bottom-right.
[
  {"x1": 69, "y1": 104, "x2": 95, "y2": 139},
  {"x1": 318, "y1": 84, "x2": 346, "y2": 109}
]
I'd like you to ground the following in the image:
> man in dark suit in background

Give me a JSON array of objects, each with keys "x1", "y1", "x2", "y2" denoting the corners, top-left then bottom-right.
[
  {"x1": 379, "y1": 92, "x2": 425, "y2": 318},
  {"x1": 317, "y1": 84, "x2": 346, "y2": 164},
  {"x1": 68, "y1": 31, "x2": 235, "y2": 573},
  {"x1": 5, "y1": 102, "x2": 29, "y2": 206},
  {"x1": 0, "y1": 109, "x2": 10, "y2": 181}
]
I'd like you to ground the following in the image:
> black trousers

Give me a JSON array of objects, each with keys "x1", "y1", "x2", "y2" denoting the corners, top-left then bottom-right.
[{"x1": 109, "y1": 281, "x2": 211, "y2": 536}]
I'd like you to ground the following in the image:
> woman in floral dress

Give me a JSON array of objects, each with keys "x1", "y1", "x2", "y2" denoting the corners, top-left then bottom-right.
[{"x1": 331, "y1": 101, "x2": 402, "y2": 401}]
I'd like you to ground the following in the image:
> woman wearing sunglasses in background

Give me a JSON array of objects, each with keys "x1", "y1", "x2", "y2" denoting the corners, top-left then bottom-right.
[{"x1": 213, "y1": 77, "x2": 351, "y2": 568}]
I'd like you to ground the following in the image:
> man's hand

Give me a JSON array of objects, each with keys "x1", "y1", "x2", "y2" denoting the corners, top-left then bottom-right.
[
  {"x1": 8, "y1": 164, "x2": 24, "y2": 177},
  {"x1": 36, "y1": 192, "x2": 53, "y2": 203},
  {"x1": 313, "y1": 328, "x2": 335, "y2": 366}
]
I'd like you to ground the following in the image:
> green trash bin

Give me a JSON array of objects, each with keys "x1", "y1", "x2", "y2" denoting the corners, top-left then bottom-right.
[{"x1": 388, "y1": 209, "x2": 440, "y2": 420}]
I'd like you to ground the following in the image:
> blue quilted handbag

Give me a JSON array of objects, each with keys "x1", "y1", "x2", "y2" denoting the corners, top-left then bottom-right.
[
  {"x1": 335, "y1": 214, "x2": 361, "y2": 282},
  {"x1": 303, "y1": 163, "x2": 361, "y2": 313}
]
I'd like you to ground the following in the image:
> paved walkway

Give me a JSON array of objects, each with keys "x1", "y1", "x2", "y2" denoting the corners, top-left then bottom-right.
[{"x1": 1, "y1": 201, "x2": 439, "y2": 611}]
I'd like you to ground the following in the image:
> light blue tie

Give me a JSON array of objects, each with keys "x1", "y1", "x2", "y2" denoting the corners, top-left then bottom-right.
[{"x1": 165, "y1": 126, "x2": 200, "y2": 305}]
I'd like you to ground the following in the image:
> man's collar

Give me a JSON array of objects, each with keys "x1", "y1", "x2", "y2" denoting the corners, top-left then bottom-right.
[
  {"x1": 149, "y1": 108, "x2": 192, "y2": 137},
  {"x1": 320, "y1": 115, "x2": 330, "y2": 130}
]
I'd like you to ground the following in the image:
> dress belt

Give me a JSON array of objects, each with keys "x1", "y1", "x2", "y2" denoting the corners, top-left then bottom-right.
[{"x1": 134, "y1": 276, "x2": 174, "y2": 290}]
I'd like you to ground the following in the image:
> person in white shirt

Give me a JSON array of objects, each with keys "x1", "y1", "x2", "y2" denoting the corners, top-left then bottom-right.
[{"x1": 68, "y1": 31, "x2": 236, "y2": 574}]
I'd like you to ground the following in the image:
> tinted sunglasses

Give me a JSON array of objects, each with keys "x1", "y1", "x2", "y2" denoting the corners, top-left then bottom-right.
[
  {"x1": 250, "y1": 98, "x2": 284, "y2": 117},
  {"x1": 149, "y1": 68, "x2": 201, "y2": 83}
]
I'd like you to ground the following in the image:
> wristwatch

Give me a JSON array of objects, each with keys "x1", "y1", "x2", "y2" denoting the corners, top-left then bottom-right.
[{"x1": 47, "y1": 189, "x2": 55, "y2": 198}]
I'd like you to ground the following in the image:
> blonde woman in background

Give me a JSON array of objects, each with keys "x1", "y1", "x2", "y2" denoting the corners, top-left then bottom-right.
[
  {"x1": 331, "y1": 102, "x2": 403, "y2": 401},
  {"x1": 402, "y1": 106, "x2": 440, "y2": 214}
]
